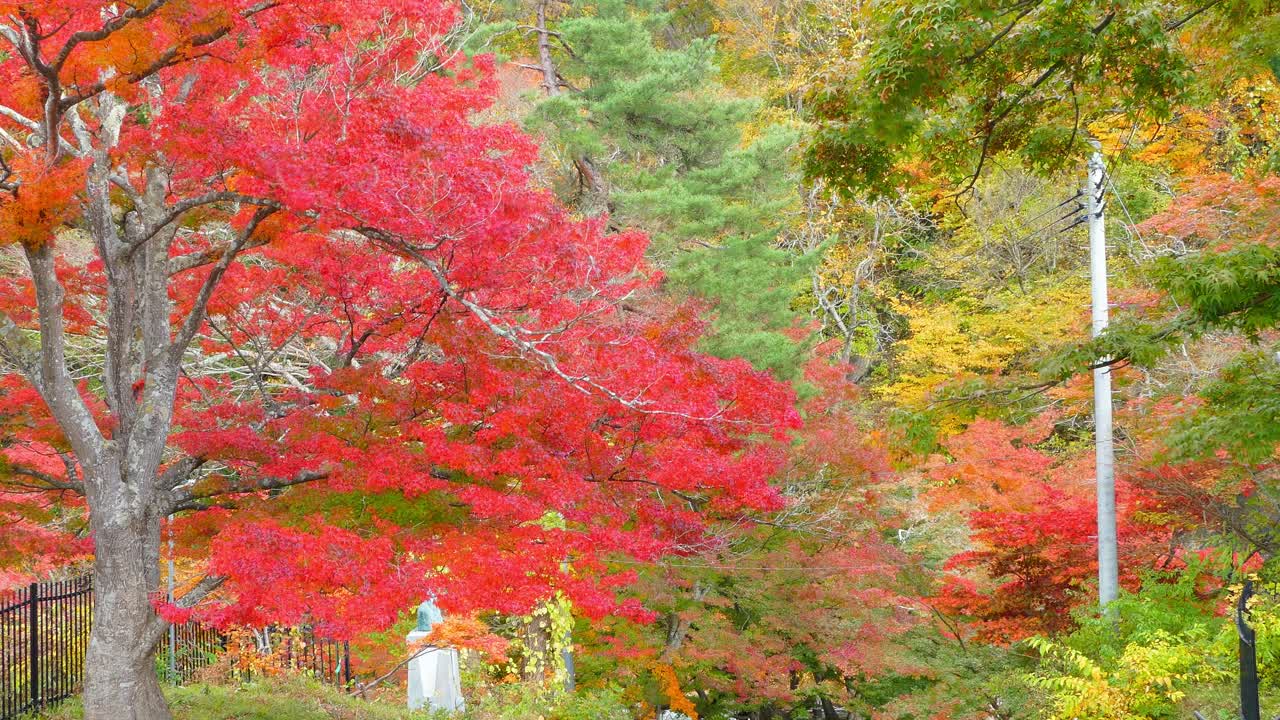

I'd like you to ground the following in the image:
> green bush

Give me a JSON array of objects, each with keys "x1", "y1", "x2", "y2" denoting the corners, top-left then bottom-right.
[{"x1": 441, "y1": 684, "x2": 632, "y2": 720}]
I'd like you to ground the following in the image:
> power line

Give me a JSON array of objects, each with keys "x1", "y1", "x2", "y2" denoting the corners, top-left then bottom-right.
[
  {"x1": 613, "y1": 558, "x2": 903, "y2": 572},
  {"x1": 1003, "y1": 197, "x2": 1088, "y2": 247},
  {"x1": 1101, "y1": 165, "x2": 1147, "y2": 247},
  {"x1": 1012, "y1": 189, "x2": 1084, "y2": 231}
]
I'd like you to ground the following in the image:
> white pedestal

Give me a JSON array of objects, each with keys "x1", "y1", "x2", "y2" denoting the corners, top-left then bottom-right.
[{"x1": 407, "y1": 630, "x2": 464, "y2": 713}]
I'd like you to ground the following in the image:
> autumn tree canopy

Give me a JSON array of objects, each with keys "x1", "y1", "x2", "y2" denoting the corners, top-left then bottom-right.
[
  {"x1": 0, "y1": 2, "x2": 801, "y2": 717},
  {"x1": 10, "y1": 1, "x2": 1280, "y2": 719}
]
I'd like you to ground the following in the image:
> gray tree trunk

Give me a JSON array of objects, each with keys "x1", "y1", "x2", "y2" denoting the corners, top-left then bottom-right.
[
  {"x1": 82, "y1": 499, "x2": 170, "y2": 719},
  {"x1": 9, "y1": 94, "x2": 225, "y2": 718}
]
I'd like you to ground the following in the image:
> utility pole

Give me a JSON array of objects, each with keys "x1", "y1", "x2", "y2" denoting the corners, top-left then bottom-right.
[
  {"x1": 167, "y1": 514, "x2": 177, "y2": 681},
  {"x1": 1087, "y1": 140, "x2": 1119, "y2": 608}
]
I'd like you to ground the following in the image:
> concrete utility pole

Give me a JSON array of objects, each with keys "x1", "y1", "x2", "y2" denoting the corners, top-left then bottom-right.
[
  {"x1": 167, "y1": 515, "x2": 177, "y2": 680},
  {"x1": 1087, "y1": 141, "x2": 1118, "y2": 608}
]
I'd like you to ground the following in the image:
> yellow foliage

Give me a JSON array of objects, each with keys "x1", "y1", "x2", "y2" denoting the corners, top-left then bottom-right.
[
  {"x1": 881, "y1": 282, "x2": 1088, "y2": 408},
  {"x1": 738, "y1": 106, "x2": 802, "y2": 148},
  {"x1": 1026, "y1": 632, "x2": 1226, "y2": 720},
  {"x1": 1089, "y1": 72, "x2": 1280, "y2": 175},
  {"x1": 705, "y1": 0, "x2": 867, "y2": 103},
  {"x1": 814, "y1": 242, "x2": 864, "y2": 289}
]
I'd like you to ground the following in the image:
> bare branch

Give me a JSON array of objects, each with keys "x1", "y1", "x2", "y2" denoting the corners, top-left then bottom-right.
[
  {"x1": 129, "y1": 193, "x2": 281, "y2": 257},
  {"x1": 168, "y1": 206, "x2": 276, "y2": 361},
  {"x1": 0, "y1": 103, "x2": 38, "y2": 131},
  {"x1": 1166, "y1": 0, "x2": 1224, "y2": 30},
  {"x1": 159, "y1": 456, "x2": 208, "y2": 490},
  {"x1": 175, "y1": 574, "x2": 226, "y2": 608},
  {"x1": 142, "y1": 573, "x2": 227, "y2": 648},
  {"x1": 351, "y1": 642, "x2": 442, "y2": 699},
  {"x1": 169, "y1": 468, "x2": 330, "y2": 513},
  {"x1": 2, "y1": 463, "x2": 84, "y2": 493}
]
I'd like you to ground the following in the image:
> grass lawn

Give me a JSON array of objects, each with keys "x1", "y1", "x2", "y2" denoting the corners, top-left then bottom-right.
[{"x1": 38, "y1": 679, "x2": 426, "y2": 720}]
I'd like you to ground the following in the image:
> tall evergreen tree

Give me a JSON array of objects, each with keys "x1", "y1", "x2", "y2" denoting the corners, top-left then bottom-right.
[{"x1": 474, "y1": 0, "x2": 817, "y2": 377}]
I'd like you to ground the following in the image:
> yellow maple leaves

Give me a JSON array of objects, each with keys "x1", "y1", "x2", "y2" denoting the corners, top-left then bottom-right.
[
  {"x1": 881, "y1": 283, "x2": 1089, "y2": 409},
  {"x1": 1089, "y1": 72, "x2": 1280, "y2": 176}
]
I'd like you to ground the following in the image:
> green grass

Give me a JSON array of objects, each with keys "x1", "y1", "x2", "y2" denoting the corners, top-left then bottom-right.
[
  {"x1": 38, "y1": 678, "x2": 426, "y2": 720},
  {"x1": 35, "y1": 676, "x2": 634, "y2": 720}
]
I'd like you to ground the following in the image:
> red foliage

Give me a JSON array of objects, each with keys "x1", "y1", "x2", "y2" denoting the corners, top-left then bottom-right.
[
  {"x1": 0, "y1": 0, "x2": 800, "y2": 639},
  {"x1": 927, "y1": 416, "x2": 1173, "y2": 644},
  {"x1": 585, "y1": 351, "x2": 917, "y2": 706},
  {"x1": 1141, "y1": 172, "x2": 1280, "y2": 250}
]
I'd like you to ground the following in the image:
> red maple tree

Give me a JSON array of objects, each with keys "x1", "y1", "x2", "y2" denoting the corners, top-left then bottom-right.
[
  {"x1": 583, "y1": 350, "x2": 915, "y2": 717},
  {"x1": 926, "y1": 416, "x2": 1171, "y2": 643},
  {"x1": 0, "y1": 2, "x2": 799, "y2": 717}
]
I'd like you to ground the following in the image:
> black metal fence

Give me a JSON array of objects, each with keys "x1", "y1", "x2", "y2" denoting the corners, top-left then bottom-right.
[
  {"x1": 0, "y1": 575, "x2": 353, "y2": 719},
  {"x1": 0, "y1": 576, "x2": 92, "y2": 719},
  {"x1": 276, "y1": 633, "x2": 353, "y2": 688},
  {"x1": 167, "y1": 619, "x2": 226, "y2": 684}
]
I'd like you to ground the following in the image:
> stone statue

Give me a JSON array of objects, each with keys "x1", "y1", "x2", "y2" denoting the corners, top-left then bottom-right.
[
  {"x1": 407, "y1": 597, "x2": 463, "y2": 713},
  {"x1": 416, "y1": 598, "x2": 444, "y2": 634}
]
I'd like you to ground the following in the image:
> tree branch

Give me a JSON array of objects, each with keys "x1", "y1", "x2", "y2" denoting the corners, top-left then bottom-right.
[
  {"x1": 142, "y1": 573, "x2": 227, "y2": 649},
  {"x1": 129, "y1": 193, "x2": 281, "y2": 257},
  {"x1": 23, "y1": 243, "x2": 105, "y2": 465},
  {"x1": 168, "y1": 206, "x2": 276, "y2": 362},
  {"x1": 175, "y1": 573, "x2": 226, "y2": 608},
  {"x1": 159, "y1": 456, "x2": 208, "y2": 491},
  {"x1": 168, "y1": 468, "x2": 330, "y2": 513},
  {"x1": 963, "y1": 1, "x2": 1041, "y2": 64},
  {"x1": 51, "y1": 0, "x2": 171, "y2": 71},
  {"x1": 0, "y1": 312, "x2": 43, "y2": 395},
  {"x1": 0, "y1": 103, "x2": 39, "y2": 131},
  {"x1": 57, "y1": 2, "x2": 281, "y2": 110},
  {"x1": 1166, "y1": 0, "x2": 1224, "y2": 30},
  {"x1": 2, "y1": 464, "x2": 84, "y2": 493},
  {"x1": 953, "y1": 11, "x2": 1115, "y2": 197}
]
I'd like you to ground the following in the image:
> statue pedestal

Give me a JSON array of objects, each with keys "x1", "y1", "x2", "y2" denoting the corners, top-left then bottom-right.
[{"x1": 406, "y1": 630, "x2": 464, "y2": 713}]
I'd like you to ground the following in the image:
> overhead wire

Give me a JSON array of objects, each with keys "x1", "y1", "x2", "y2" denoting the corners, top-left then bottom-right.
[
  {"x1": 1002, "y1": 194, "x2": 1088, "y2": 248},
  {"x1": 1012, "y1": 189, "x2": 1084, "y2": 230},
  {"x1": 1101, "y1": 165, "x2": 1147, "y2": 248}
]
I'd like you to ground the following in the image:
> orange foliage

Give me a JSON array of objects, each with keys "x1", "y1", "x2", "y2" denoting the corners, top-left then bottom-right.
[
  {"x1": 1092, "y1": 73, "x2": 1280, "y2": 176},
  {"x1": 1142, "y1": 171, "x2": 1280, "y2": 249},
  {"x1": 221, "y1": 627, "x2": 290, "y2": 679},
  {"x1": 924, "y1": 416, "x2": 1059, "y2": 514},
  {"x1": 651, "y1": 661, "x2": 698, "y2": 719},
  {"x1": 0, "y1": 154, "x2": 86, "y2": 247},
  {"x1": 422, "y1": 615, "x2": 510, "y2": 661}
]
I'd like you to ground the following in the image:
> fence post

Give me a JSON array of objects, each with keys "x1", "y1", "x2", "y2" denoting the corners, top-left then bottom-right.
[
  {"x1": 27, "y1": 582, "x2": 38, "y2": 712},
  {"x1": 1239, "y1": 578, "x2": 1260, "y2": 720}
]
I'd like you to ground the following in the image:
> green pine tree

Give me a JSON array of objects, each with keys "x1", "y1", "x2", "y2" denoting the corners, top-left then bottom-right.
[{"x1": 471, "y1": 0, "x2": 816, "y2": 378}]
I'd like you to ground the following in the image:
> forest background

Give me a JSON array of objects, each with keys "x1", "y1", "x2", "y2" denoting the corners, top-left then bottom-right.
[{"x1": 4, "y1": 0, "x2": 1280, "y2": 719}]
